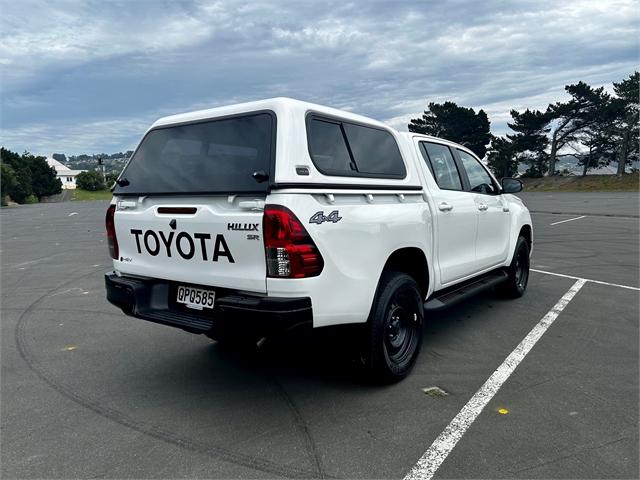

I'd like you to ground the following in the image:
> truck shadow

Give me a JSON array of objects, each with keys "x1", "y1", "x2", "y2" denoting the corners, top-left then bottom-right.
[
  {"x1": 203, "y1": 323, "x2": 370, "y2": 387},
  {"x1": 200, "y1": 288, "x2": 509, "y2": 386}
]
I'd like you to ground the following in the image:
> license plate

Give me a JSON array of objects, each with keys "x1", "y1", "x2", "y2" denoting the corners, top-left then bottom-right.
[{"x1": 176, "y1": 285, "x2": 215, "y2": 310}]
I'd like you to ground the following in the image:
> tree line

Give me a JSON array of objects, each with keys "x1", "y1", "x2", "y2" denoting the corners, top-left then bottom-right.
[
  {"x1": 2, "y1": 72, "x2": 637, "y2": 206},
  {"x1": 1, "y1": 148, "x2": 62, "y2": 206},
  {"x1": 409, "y1": 71, "x2": 639, "y2": 178}
]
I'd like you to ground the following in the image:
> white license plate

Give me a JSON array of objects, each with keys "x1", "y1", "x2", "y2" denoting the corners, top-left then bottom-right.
[{"x1": 176, "y1": 285, "x2": 215, "y2": 310}]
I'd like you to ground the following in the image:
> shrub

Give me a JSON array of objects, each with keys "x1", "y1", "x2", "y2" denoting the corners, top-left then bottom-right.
[
  {"x1": 76, "y1": 170, "x2": 106, "y2": 191},
  {"x1": 105, "y1": 172, "x2": 119, "y2": 189}
]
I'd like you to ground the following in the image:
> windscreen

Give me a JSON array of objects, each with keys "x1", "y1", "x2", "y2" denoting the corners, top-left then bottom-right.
[{"x1": 113, "y1": 113, "x2": 274, "y2": 195}]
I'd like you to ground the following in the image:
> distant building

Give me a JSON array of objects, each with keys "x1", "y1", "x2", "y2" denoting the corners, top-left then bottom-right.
[{"x1": 46, "y1": 157, "x2": 86, "y2": 189}]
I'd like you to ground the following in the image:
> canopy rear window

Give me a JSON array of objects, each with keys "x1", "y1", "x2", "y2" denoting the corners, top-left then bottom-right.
[{"x1": 114, "y1": 112, "x2": 275, "y2": 195}]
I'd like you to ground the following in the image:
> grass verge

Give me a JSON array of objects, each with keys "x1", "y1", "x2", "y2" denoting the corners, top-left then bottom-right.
[
  {"x1": 521, "y1": 174, "x2": 639, "y2": 192},
  {"x1": 72, "y1": 189, "x2": 112, "y2": 201}
]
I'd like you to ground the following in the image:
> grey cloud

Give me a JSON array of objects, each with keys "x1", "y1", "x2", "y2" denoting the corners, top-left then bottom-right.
[{"x1": 1, "y1": 0, "x2": 637, "y2": 154}]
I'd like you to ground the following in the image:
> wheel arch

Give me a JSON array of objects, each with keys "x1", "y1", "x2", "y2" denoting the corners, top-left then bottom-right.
[
  {"x1": 508, "y1": 223, "x2": 533, "y2": 263},
  {"x1": 381, "y1": 247, "x2": 430, "y2": 300},
  {"x1": 519, "y1": 224, "x2": 533, "y2": 249}
]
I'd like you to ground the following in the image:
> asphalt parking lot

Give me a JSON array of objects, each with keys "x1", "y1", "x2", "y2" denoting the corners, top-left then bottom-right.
[{"x1": 1, "y1": 192, "x2": 638, "y2": 479}]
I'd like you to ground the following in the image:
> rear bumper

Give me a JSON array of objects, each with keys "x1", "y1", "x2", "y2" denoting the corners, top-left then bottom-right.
[{"x1": 105, "y1": 272, "x2": 312, "y2": 335}]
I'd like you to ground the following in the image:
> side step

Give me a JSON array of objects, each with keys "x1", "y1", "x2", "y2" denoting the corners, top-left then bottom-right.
[{"x1": 424, "y1": 270, "x2": 508, "y2": 312}]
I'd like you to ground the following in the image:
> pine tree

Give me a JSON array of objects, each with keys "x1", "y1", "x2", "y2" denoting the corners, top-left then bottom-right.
[
  {"x1": 506, "y1": 109, "x2": 550, "y2": 177},
  {"x1": 486, "y1": 136, "x2": 518, "y2": 178},
  {"x1": 408, "y1": 102, "x2": 492, "y2": 158},
  {"x1": 611, "y1": 72, "x2": 639, "y2": 175},
  {"x1": 546, "y1": 82, "x2": 607, "y2": 175}
]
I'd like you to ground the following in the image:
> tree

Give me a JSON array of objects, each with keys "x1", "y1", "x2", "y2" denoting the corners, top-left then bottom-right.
[
  {"x1": 486, "y1": 136, "x2": 518, "y2": 178},
  {"x1": 546, "y1": 82, "x2": 608, "y2": 175},
  {"x1": 574, "y1": 97, "x2": 621, "y2": 176},
  {"x1": 52, "y1": 153, "x2": 67, "y2": 163},
  {"x1": 22, "y1": 153, "x2": 62, "y2": 198},
  {"x1": 507, "y1": 109, "x2": 550, "y2": 177},
  {"x1": 1, "y1": 163, "x2": 17, "y2": 206},
  {"x1": 1, "y1": 147, "x2": 33, "y2": 203},
  {"x1": 611, "y1": 72, "x2": 639, "y2": 175},
  {"x1": 408, "y1": 101, "x2": 492, "y2": 158},
  {"x1": 1, "y1": 148, "x2": 62, "y2": 202},
  {"x1": 76, "y1": 171, "x2": 106, "y2": 191}
]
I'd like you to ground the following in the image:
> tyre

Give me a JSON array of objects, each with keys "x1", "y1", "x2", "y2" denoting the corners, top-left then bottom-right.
[
  {"x1": 497, "y1": 236, "x2": 530, "y2": 298},
  {"x1": 363, "y1": 272, "x2": 424, "y2": 383}
]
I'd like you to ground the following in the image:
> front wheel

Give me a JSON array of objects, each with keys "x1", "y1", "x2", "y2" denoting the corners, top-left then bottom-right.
[
  {"x1": 497, "y1": 236, "x2": 530, "y2": 298},
  {"x1": 363, "y1": 272, "x2": 424, "y2": 383}
]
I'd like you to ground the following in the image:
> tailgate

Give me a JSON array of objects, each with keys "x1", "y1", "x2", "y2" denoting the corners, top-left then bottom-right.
[{"x1": 113, "y1": 196, "x2": 266, "y2": 293}]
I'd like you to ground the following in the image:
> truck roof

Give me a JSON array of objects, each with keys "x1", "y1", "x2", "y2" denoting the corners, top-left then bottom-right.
[{"x1": 151, "y1": 97, "x2": 392, "y2": 132}]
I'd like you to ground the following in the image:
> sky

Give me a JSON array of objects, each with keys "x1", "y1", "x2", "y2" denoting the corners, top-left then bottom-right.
[{"x1": 1, "y1": 0, "x2": 638, "y2": 156}]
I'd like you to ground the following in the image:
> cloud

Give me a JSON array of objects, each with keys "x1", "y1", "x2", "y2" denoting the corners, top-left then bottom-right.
[
  {"x1": 1, "y1": 117, "x2": 151, "y2": 155},
  {"x1": 1, "y1": 0, "x2": 638, "y2": 154}
]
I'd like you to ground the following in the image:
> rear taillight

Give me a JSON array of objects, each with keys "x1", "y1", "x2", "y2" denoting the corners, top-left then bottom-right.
[
  {"x1": 263, "y1": 205, "x2": 323, "y2": 278},
  {"x1": 105, "y1": 204, "x2": 119, "y2": 260}
]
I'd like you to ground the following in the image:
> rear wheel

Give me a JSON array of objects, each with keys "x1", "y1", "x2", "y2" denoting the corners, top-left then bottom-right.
[
  {"x1": 363, "y1": 272, "x2": 423, "y2": 383},
  {"x1": 497, "y1": 236, "x2": 530, "y2": 298}
]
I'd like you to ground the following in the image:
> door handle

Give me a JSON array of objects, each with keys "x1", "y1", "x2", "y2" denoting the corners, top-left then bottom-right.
[
  {"x1": 438, "y1": 202, "x2": 453, "y2": 212},
  {"x1": 477, "y1": 203, "x2": 488, "y2": 211}
]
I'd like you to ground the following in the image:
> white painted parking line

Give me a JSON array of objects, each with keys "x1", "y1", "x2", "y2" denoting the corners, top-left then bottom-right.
[
  {"x1": 531, "y1": 268, "x2": 640, "y2": 291},
  {"x1": 549, "y1": 215, "x2": 586, "y2": 226},
  {"x1": 404, "y1": 279, "x2": 587, "y2": 480}
]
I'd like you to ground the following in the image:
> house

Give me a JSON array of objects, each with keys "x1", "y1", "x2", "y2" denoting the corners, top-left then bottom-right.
[{"x1": 46, "y1": 158, "x2": 86, "y2": 189}]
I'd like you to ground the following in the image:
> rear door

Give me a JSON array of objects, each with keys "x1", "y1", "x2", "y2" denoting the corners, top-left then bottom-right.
[
  {"x1": 111, "y1": 112, "x2": 275, "y2": 294},
  {"x1": 418, "y1": 141, "x2": 479, "y2": 285},
  {"x1": 455, "y1": 149, "x2": 511, "y2": 269}
]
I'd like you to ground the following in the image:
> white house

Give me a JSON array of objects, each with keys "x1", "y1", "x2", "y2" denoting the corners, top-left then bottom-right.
[{"x1": 46, "y1": 158, "x2": 86, "y2": 189}]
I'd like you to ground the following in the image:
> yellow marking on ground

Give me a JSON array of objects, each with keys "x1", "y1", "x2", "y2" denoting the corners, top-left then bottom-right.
[{"x1": 498, "y1": 408, "x2": 509, "y2": 415}]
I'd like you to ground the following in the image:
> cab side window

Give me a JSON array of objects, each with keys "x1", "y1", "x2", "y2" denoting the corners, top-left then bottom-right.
[
  {"x1": 419, "y1": 142, "x2": 463, "y2": 191},
  {"x1": 457, "y1": 149, "x2": 499, "y2": 195}
]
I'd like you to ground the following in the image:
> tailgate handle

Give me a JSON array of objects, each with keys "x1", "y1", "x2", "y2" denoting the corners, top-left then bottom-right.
[
  {"x1": 238, "y1": 200, "x2": 265, "y2": 211},
  {"x1": 252, "y1": 170, "x2": 269, "y2": 183},
  {"x1": 157, "y1": 207, "x2": 197, "y2": 215}
]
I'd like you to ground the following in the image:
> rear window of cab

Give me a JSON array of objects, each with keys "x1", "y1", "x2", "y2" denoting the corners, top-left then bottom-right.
[{"x1": 306, "y1": 114, "x2": 406, "y2": 179}]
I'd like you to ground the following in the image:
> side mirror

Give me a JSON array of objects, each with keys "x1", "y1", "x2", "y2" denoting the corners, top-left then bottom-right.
[{"x1": 501, "y1": 177, "x2": 523, "y2": 193}]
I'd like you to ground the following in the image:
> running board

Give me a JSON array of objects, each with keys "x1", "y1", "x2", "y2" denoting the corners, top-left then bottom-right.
[{"x1": 424, "y1": 270, "x2": 508, "y2": 312}]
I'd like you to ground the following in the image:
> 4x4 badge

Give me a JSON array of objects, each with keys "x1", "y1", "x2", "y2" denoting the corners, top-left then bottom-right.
[{"x1": 309, "y1": 210, "x2": 342, "y2": 224}]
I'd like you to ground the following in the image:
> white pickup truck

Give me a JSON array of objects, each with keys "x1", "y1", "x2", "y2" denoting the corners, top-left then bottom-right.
[{"x1": 105, "y1": 97, "x2": 532, "y2": 382}]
